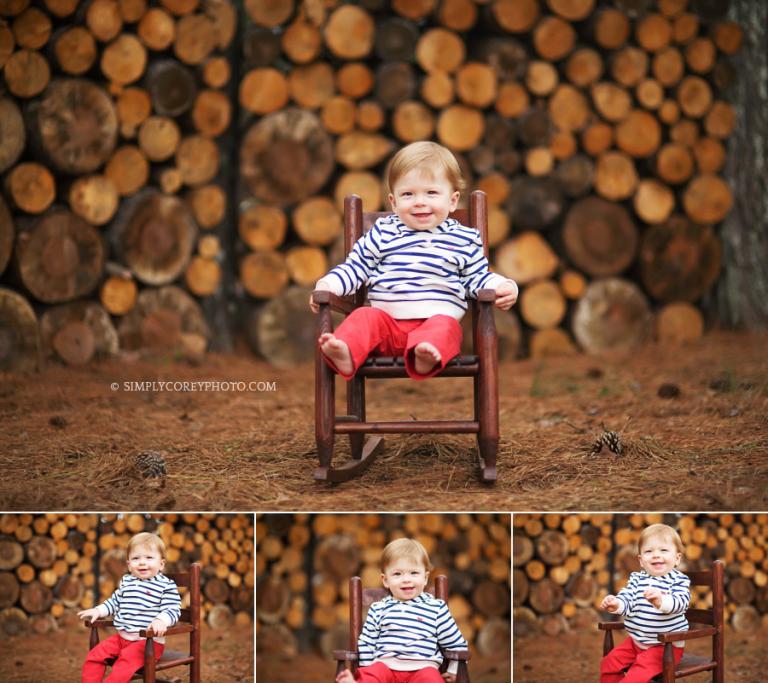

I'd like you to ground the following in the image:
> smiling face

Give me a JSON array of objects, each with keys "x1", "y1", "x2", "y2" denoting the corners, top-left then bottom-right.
[
  {"x1": 127, "y1": 542, "x2": 165, "y2": 580},
  {"x1": 381, "y1": 556, "x2": 429, "y2": 601},
  {"x1": 388, "y1": 166, "x2": 460, "y2": 231},
  {"x1": 638, "y1": 532, "x2": 682, "y2": 577}
]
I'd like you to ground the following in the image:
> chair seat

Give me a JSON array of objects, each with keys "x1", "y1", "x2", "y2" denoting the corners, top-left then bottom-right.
[
  {"x1": 105, "y1": 648, "x2": 191, "y2": 680},
  {"x1": 360, "y1": 354, "x2": 480, "y2": 378},
  {"x1": 649, "y1": 653, "x2": 716, "y2": 681}
]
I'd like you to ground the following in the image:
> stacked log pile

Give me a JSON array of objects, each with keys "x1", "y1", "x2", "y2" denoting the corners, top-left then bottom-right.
[
  {"x1": 238, "y1": 0, "x2": 744, "y2": 363},
  {"x1": 514, "y1": 513, "x2": 768, "y2": 637},
  {"x1": 0, "y1": 0, "x2": 238, "y2": 370},
  {"x1": 256, "y1": 513, "x2": 511, "y2": 660},
  {"x1": 0, "y1": 1, "x2": 748, "y2": 367},
  {"x1": 513, "y1": 513, "x2": 613, "y2": 637},
  {"x1": 0, "y1": 512, "x2": 253, "y2": 638}
]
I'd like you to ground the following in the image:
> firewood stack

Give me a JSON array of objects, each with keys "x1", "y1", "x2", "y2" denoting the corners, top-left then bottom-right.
[
  {"x1": 514, "y1": 513, "x2": 768, "y2": 637},
  {"x1": 0, "y1": 512, "x2": 253, "y2": 638},
  {"x1": 0, "y1": 1, "x2": 746, "y2": 367},
  {"x1": 237, "y1": 0, "x2": 743, "y2": 363},
  {"x1": 514, "y1": 513, "x2": 613, "y2": 637},
  {"x1": 0, "y1": 0, "x2": 238, "y2": 370},
  {"x1": 256, "y1": 513, "x2": 511, "y2": 660}
]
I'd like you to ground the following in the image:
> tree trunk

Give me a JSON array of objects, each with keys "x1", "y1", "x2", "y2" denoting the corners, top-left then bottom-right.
[
  {"x1": 640, "y1": 215, "x2": 721, "y2": 302},
  {"x1": 247, "y1": 286, "x2": 316, "y2": 366},
  {"x1": 494, "y1": 231, "x2": 559, "y2": 285},
  {"x1": 16, "y1": 209, "x2": 104, "y2": 304},
  {"x1": 0, "y1": 572, "x2": 20, "y2": 609},
  {"x1": 563, "y1": 196, "x2": 638, "y2": 277},
  {"x1": 117, "y1": 285, "x2": 209, "y2": 352},
  {"x1": 111, "y1": 189, "x2": 196, "y2": 285},
  {"x1": 0, "y1": 98, "x2": 26, "y2": 174},
  {"x1": 528, "y1": 578, "x2": 564, "y2": 614},
  {"x1": 572, "y1": 278, "x2": 652, "y2": 353},
  {"x1": 0, "y1": 289, "x2": 39, "y2": 372},
  {"x1": 241, "y1": 108, "x2": 334, "y2": 206},
  {"x1": 40, "y1": 301, "x2": 118, "y2": 364}
]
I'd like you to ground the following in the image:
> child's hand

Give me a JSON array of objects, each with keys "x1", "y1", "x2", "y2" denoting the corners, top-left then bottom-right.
[
  {"x1": 442, "y1": 673, "x2": 457, "y2": 683},
  {"x1": 77, "y1": 607, "x2": 101, "y2": 623},
  {"x1": 644, "y1": 587, "x2": 664, "y2": 609},
  {"x1": 148, "y1": 618, "x2": 168, "y2": 637},
  {"x1": 494, "y1": 280, "x2": 518, "y2": 310},
  {"x1": 309, "y1": 280, "x2": 333, "y2": 313},
  {"x1": 600, "y1": 595, "x2": 620, "y2": 612},
  {"x1": 335, "y1": 669, "x2": 355, "y2": 683}
]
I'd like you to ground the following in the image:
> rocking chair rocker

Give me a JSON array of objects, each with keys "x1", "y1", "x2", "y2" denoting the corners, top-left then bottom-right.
[{"x1": 312, "y1": 190, "x2": 499, "y2": 483}]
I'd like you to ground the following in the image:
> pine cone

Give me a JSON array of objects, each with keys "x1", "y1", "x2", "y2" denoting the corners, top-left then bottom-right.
[
  {"x1": 603, "y1": 431, "x2": 623, "y2": 455},
  {"x1": 590, "y1": 431, "x2": 623, "y2": 456},
  {"x1": 134, "y1": 451, "x2": 167, "y2": 478}
]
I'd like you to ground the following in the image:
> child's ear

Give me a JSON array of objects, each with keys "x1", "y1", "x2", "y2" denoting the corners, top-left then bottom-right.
[
  {"x1": 388, "y1": 193, "x2": 396, "y2": 210},
  {"x1": 449, "y1": 190, "x2": 460, "y2": 211},
  {"x1": 380, "y1": 572, "x2": 388, "y2": 588}
]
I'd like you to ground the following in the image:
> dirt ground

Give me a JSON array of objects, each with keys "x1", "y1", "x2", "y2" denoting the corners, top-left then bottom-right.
[
  {"x1": 1, "y1": 331, "x2": 766, "y2": 512},
  {"x1": 0, "y1": 621, "x2": 253, "y2": 683},
  {"x1": 257, "y1": 651, "x2": 509, "y2": 683},
  {"x1": 514, "y1": 625, "x2": 767, "y2": 683}
]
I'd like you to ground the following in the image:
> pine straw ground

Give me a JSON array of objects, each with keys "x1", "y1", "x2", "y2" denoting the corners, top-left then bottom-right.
[
  {"x1": 0, "y1": 331, "x2": 766, "y2": 512},
  {"x1": 514, "y1": 625, "x2": 768, "y2": 683},
  {"x1": 0, "y1": 622, "x2": 253, "y2": 683}
]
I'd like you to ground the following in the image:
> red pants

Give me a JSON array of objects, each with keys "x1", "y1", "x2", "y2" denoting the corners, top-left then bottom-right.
[
  {"x1": 600, "y1": 637, "x2": 683, "y2": 683},
  {"x1": 354, "y1": 662, "x2": 444, "y2": 683},
  {"x1": 82, "y1": 633, "x2": 165, "y2": 683},
  {"x1": 324, "y1": 307, "x2": 462, "y2": 380}
]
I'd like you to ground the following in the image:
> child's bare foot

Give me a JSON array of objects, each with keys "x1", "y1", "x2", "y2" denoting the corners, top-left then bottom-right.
[
  {"x1": 413, "y1": 342, "x2": 441, "y2": 375},
  {"x1": 336, "y1": 670, "x2": 355, "y2": 683},
  {"x1": 319, "y1": 333, "x2": 354, "y2": 376}
]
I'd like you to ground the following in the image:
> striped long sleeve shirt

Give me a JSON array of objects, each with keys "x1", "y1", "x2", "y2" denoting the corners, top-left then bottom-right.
[
  {"x1": 96, "y1": 573, "x2": 181, "y2": 643},
  {"x1": 614, "y1": 570, "x2": 690, "y2": 648},
  {"x1": 358, "y1": 592, "x2": 468, "y2": 671},
  {"x1": 323, "y1": 214, "x2": 509, "y2": 320}
]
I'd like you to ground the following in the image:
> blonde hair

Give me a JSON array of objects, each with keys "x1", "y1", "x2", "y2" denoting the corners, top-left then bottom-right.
[
  {"x1": 126, "y1": 532, "x2": 167, "y2": 560},
  {"x1": 386, "y1": 141, "x2": 466, "y2": 195},
  {"x1": 381, "y1": 538, "x2": 432, "y2": 573},
  {"x1": 638, "y1": 524, "x2": 684, "y2": 554}
]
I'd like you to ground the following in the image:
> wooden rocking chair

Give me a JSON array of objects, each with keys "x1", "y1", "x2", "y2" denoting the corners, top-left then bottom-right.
[
  {"x1": 86, "y1": 562, "x2": 201, "y2": 683},
  {"x1": 598, "y1": 560, "x2": 725, "y2": 683},
  {"x1": 333, "y1": 575, "x2": 471, "y2": 683},
  {"x1": 312, "y1": 190, "x2": 499, "y2": 483}
]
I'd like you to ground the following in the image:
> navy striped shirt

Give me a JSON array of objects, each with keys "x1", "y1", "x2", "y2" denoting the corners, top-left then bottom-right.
[
  {"x1": 97, "y1": 573, "x2": 181, "y2": 642},
  {"x1": 323, "y1": 214, "x2": 508, "y2": 320},
  {"x1": 615, "y1": 570, "x2": 690, "y2": 647},
  {"x1": 358, "y1": 592, "x2": 468, "y2": 670}
]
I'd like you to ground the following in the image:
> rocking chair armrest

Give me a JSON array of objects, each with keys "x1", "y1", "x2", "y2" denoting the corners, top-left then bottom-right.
[
  {"x1": 475, "y1": 288, "x2": 496, "y2": 303},
  {"x1": 657, "y1": 626, "x2": 717, "y2": 643},
  {"x1": 598, "y1": 621, "x2": 626, "y2": 631},
  {"x1": 140, "y1": 623, "x2": 194, "y2": 638},
  {"x1": 443, "y1": 649, "x2": 471, "y2": 661},
  {"x1": 312, "y1": 290, "x2": 356, "y2": 314},
  {"x1": 332, "y1": 650, "x2": 358, "y2": 662}
]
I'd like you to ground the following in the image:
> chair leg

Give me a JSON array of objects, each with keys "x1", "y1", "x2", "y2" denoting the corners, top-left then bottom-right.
[
  {"x1": 475, "y1": 303, "x2": 498, "y2": 483},
  {"x1": 348, "y1": 375, "x2": 365, "y2": 459},
  {"x1": 315, "y1": 323, "x2": 336, "y2": 480},
  {"x1": 662, "y1": 643, "x2": 675, "y2": 683},
  {"x1": 143, "y1": 640, "x2": 156, "y2": 683},
  {"x1": 456, "y1": 661, "x2": 470, "y2": 683}
]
